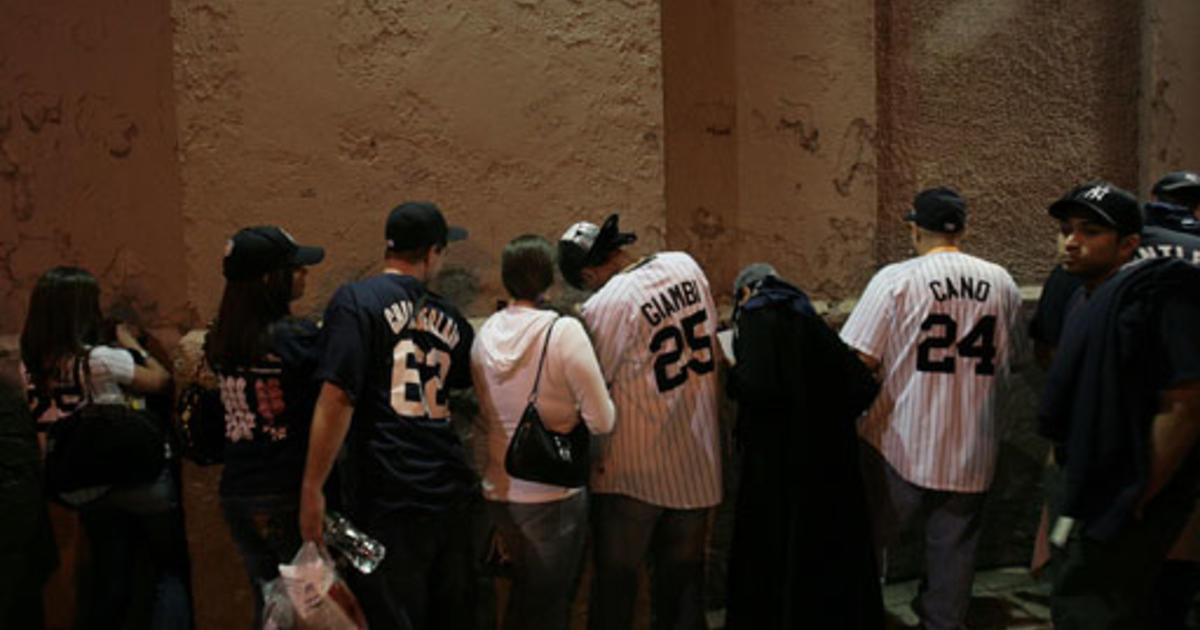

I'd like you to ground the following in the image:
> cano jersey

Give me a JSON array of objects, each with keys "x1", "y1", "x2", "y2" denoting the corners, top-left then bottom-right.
[
  {"x1": 840, "y1": 249, "x2": 1021, "y2": 493},
  {"x1": 581, "y1": 251, "x2": 722, "y2": 509},
  {"x1": 316, "y1": 273, "x2": 476, "y2": 517}
]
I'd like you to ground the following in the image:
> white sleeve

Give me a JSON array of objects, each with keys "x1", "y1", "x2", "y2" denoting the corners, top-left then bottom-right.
[
  {"x1": 88, "y1": 346, "x2": 137, "y2": 386},
  {"x1": 556, "y1": 318, "x2": 615, "y2": 434},
  {"x1": 582, "y1": 292, "x2": 636, "y2": 385},
  {"x1": 840, "y1": 267, "x2": 896, "y2": 360}
]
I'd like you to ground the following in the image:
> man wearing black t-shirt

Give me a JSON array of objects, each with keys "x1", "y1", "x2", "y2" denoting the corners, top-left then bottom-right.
[
  {"x1": 300, "y1": 202, "x2": 476, "y2": 630},
  {"x1": 1037, "y1": 182, "x2": 1200, "y2": 629}
]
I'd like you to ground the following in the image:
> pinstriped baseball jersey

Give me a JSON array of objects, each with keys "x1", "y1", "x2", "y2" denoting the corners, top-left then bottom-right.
[
  {"x1": 580, "y1": 251, "x2": 722, "y2": 509},
  {"x1": 840, "y1": 249, "x2": 1021, "y2": 493}
]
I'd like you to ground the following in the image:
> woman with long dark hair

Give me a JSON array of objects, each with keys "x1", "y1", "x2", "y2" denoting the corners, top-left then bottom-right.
[
  {"x1": 204, "y1": 226, "x2": 324, "y2": 628},
  {"x1": 471, "y1": 234, "x2": 615, "y2": 630},
  {"x1": 20, "y1": 266, "x2": 190, "y2": 630}
]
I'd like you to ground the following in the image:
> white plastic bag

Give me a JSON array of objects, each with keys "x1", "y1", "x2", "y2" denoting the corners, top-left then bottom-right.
[{"x1": 262, "y1": 541, "x2": 367, "y2": 630}]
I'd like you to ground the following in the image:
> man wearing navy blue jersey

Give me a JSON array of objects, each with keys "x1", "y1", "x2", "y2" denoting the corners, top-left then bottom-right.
[{"x1": 299, "y1": 202, "x2": 476, "y2": 630}]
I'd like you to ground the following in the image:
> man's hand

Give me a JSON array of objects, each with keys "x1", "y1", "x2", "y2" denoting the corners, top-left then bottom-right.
[
  {"x1": 855, "y1": 351, "x2": 882, "y2": 378},
  {"x1": 299, "y1": 483, "x2": 327, "y2": 542}
]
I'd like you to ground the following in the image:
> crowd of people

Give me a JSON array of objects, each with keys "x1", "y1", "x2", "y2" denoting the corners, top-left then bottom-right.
[{"x1": 5, "y1": 169, "x2": 1200, "y2": 630}]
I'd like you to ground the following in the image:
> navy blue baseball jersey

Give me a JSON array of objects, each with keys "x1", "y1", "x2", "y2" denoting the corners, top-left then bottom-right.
[{"x1": 316, "y1": 272, "x2": 476, "y2": 517}]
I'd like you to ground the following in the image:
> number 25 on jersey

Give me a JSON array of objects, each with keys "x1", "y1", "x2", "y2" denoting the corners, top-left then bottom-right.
[{"x1": 649, "y1": 310, "x2": 715, "y2": 392}]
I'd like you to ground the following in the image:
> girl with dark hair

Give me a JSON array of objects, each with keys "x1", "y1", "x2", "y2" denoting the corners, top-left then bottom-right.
[
  {"x1": 204, "y1": 225, "x2": 325, "y2": 629},
  {"x1": 19, "y1": 265, "x2": 190, "y2": 630},
  {"x1": 470, "y1": 234, "x2": 615, "y2": 630}
]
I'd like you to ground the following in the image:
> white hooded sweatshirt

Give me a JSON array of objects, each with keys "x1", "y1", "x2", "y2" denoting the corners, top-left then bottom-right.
[{"x1": 470, "y1": 306, "x2": 615, "y2": 503}]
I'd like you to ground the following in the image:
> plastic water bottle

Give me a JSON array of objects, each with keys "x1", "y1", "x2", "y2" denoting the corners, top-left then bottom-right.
[{"x1": 324, "y1": 511, "x2": 386, "y2": 574}]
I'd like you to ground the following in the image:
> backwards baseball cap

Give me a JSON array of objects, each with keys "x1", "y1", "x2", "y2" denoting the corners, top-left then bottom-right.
[
  {"x1": 904, "y1": 187, "x2": 968, "y2": 233},
  {"x1": 1152, "y1": 171, "x2": 1200, "y2": 208},
  {"x1": 558, "y1": 213, "x2": 637, "y2": 289},
  {"x1": 733, "y1": 263, "x2": 779, "y2": 294},
  {"x1": 223, "y1": 226, "x2": 324, "y2": 281},
  {"x1": 1048, "y1": 181, "x2": 1142, "y2": 236},
  {"x1": 385, "y1": 201, "x2": 468, "y2": 252}
]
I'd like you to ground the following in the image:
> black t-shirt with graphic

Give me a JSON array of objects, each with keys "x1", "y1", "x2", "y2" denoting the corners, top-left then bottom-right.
[
  {"x1": 315, "y1": 273, "x2": 475, "y2": 518},
  {"x1": 214, "y1": 319, "x2": 321, "y2": 498}
]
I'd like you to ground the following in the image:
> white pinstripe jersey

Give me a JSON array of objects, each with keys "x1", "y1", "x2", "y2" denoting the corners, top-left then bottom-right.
[
  {"x1": 840, "y1": 249, "x2": 1021, "y2": 493},
  {"x1": 580, "y1": 251, "x2": 722, "y2": 509}
]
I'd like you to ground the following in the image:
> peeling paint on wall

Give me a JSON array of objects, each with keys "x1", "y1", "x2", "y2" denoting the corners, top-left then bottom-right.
[{"x1": 0, "y1": 0, "x2": 186, "y2": 334}]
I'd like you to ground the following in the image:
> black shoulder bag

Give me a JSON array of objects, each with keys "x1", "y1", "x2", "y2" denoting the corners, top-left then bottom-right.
[
  {"x1": 504, "y1": 318, "x2": 591, "y2": 488},
  {"x1": 175, "y1": 351, "x2": 226, "y2": 466},
  {"x1": 44, "y1": 353, "x2": 167, "y2": 500}
]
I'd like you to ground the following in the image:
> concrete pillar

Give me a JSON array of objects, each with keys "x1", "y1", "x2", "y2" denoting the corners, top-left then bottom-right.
[
  {"x1": 1139, "y1": 0, "x2": 1200, "y2": 194},
  {"x1": 662, "y1": 0, "x2": 878, "y2": 305},
  {"x1": 661, "y1": 0, "x2": 738, "y2": 293}
]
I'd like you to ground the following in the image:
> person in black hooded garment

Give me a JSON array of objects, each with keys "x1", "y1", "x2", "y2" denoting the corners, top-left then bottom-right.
[{"x1": 723, "y1": 263, "x2": 882, "y2": 629}]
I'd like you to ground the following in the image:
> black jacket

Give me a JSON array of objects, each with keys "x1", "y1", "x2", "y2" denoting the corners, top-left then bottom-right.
[
  {"x1": 1039, "y1": 257, "x2": 1200, "y2": 540},
  {"x1": 725, "y1": 277, "x2": 882, "y2": 629}
]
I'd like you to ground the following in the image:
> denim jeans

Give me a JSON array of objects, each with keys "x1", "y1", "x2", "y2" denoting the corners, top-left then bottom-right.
[
  {"x1": 487, "y1": 492, "x2": 588, "y2": 630},
  {"x1": 344, "y1": 501, "x2": 476, "y2": 630},
  {"x1": 220, "y1": 494, "x2": 303, "y2": 630},
  {"x1": 588, "y1": 493, "x2": 709, "y2": 630},
  {"x1": 77, "y1": 466, "x2": 192, "y2": 630}
]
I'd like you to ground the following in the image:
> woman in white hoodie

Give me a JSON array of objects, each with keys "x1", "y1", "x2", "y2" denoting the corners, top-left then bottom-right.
[{"x1": 471, "y1": 234, "x2": 615, "y2": 630}]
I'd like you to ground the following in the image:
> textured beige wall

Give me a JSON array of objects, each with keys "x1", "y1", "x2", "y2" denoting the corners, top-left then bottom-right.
[
  {"x1": 172, "y1": 2, "x2": 666, "y2": 628},
  {"x1": 662, "y1": 0, "x2": 738, "y2": 295},
  {"x1": 173, "y1": 0, "x2": 666, "y2": 323},
  {"x1": 731, "y1": 0, "x2": 879, "y2": 301},
  {"x1": 875, "y1": 0, "x2": 1142, "y2": 286},
  {"x1": 663, "y1": 0, "x2": 878, "y2": 304},
  {"x1": 0, "y1": 0, "x2": 185, "y2": 333},
  {"x1": 1140, "y1": 0, "x2": 1200, "y2": 192}
]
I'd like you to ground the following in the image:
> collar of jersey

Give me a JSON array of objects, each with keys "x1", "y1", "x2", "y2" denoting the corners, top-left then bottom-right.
[{"x1": 620, "y1": 254, "x2": 656, "y2": 275}]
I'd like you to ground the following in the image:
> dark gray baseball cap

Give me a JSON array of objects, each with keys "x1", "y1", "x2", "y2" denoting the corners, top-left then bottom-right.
[{"x1": 904, "y1": 187, "x2": 968, "y2": 233}]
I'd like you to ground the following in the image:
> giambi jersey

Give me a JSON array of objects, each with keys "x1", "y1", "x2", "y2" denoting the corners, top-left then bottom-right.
[
  {"x1": 580, "y1": 251, "x2": 722, "y2": 509},
  {"x1": 841, "y1": 249, "x2": 1021, "y2": 493}
]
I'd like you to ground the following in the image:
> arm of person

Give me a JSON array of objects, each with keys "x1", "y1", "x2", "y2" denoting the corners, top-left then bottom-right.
[
  {"x1": 299, "y1": 382, "x2": 355, "y2": 542},
  {"x1": 840, "y1": 267, "x2": 894, "y2": 378},
  {"x1": 560, "y1": 319, "x2": 615, "y2": 434},
  {"x1": 728, "y1": 307, "x2": 784, "y2": 403},
  {"x1": 581, "y1": 295, "x2": 635, "y2": 385},
  {"x1": 1137, "y1": 381, "x2": 1200, "y2": 517},
  {"x1": 810, "y1": 315, "x2": 880, "y2": 419},
  {"x1": 116, "y1": 323, "x2": 171, "y2": 394}
]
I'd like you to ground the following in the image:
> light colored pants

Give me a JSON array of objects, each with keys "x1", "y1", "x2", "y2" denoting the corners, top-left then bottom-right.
[
  {"x1": 488, "y1": 491, "x2": 588, "y2": 630},
  {"x1": 859, "y1": 441, "x2": 986, "y2": 630}
]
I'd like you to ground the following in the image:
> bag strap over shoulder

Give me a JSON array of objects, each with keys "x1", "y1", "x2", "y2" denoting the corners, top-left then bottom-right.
[
  {"x1": 528, "y1": 317, "x2": 560, "y2": 404},
  {"x1": 73, "y1": 350, "x2": 95, "y2": 405}
]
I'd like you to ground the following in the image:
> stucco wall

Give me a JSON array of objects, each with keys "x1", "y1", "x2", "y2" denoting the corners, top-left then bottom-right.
[
  {"x1": 1140, "y1": 0, "x2": 1200, "y2": 192},
  {"x1": 874, "y1": 0, "x2": 1143, "y2": 286},
  {"x1": 663, "y1": 0, "x2": 878, "y2": 305},
  {"x1": 173, "y1": 0, "x2": 666, "y2": 324},
  {"x1": 0, "y1": 0, "x2": 185, "y2": 334},
  {"x1": 172, "y1": 2, "x2": 666, "y2": 628}
]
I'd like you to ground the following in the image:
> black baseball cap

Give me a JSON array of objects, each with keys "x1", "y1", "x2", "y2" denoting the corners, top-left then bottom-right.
[
  {"x1": 904, "y1": 187, "x2": 967, "y2": 233},
  {"x1": 1152, "y1": 171, "x2": 1200, "y2": 208},
  {"x1": 1048, "y1": 181, "x2": 1142, "y2": 236},
  {"x1": 223, "y1": 226, "x2": 324, "y2": 281},
  {"x1": 385, "y1": 201, "x2": 468, "y2": 252},
  {"x1": 558, "y1": 213, "x2": 637, "y2": 289}
]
